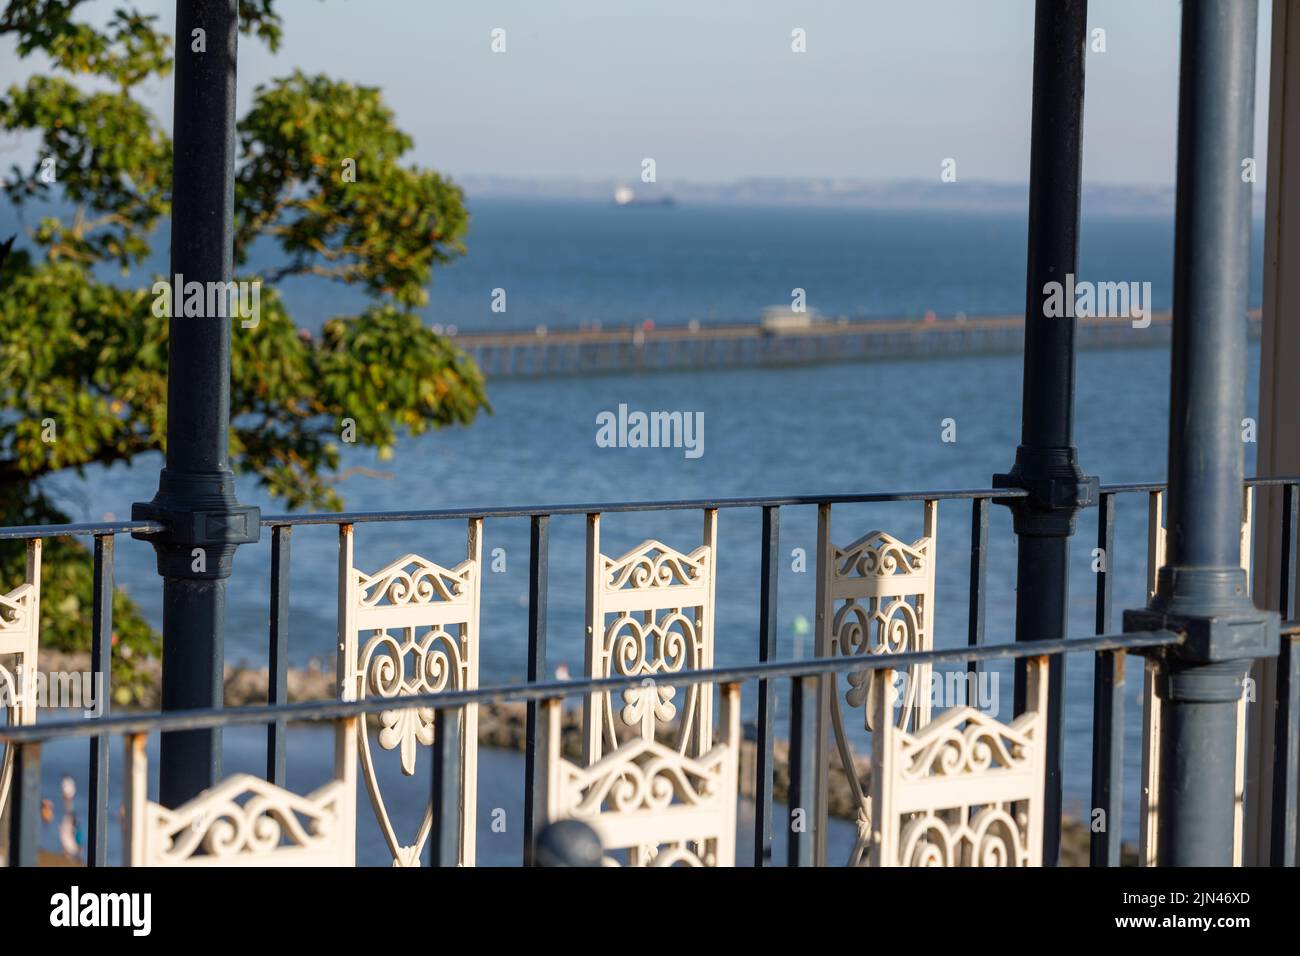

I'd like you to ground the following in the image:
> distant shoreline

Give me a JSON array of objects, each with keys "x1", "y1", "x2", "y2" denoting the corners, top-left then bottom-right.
[{"x1": 456, "y1": 176, "x2": 1269, "y2": 219}]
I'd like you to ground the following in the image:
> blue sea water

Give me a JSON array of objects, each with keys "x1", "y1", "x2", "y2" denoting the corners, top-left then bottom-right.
[
  {"x1": 269, "y1": 197, "x2": 1261, "y2": 331},
  {"x1": 13, "y1": 198, "x2": 1267, "y2": 862}
]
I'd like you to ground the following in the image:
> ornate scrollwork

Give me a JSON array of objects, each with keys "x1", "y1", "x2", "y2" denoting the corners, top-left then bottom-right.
[
  {"x1": 143, "y1": 775, "x2": 349, "y2": 865},
  {"x1": 344, "y1": 539, "x2": 480, "y2": 868},
  {"x1": 359, "y1": 626, "x2": 464, "y2": 775},
  {"x1": 872, "y1": 687, "x2": 1044, "y2": 868},
  {"x1": 818, "y1": 516, "x2": 936, "y2": 867},
  {"x1": 0, "y1": 583, "x2": 36, "y2": 821},
  {"x1": 554, "y1": 736, "x2": 729, "y2": 867},
  {"x1": 0, "y1": 585, "x2": 31, "y2": 633},
  {"x1": 835, "y1": 529, "x2": 927, "y2": 580},
  {"x1": 895, "y1": 805, "x2": 1028, "y2": 867},
  {"x1": 599, "y1": 610, "x2": 702, "y2": 749},
  {"x1": 356, "y1": 554, "x2": 469, "y2": 608},
  {"x1": 898, "y1": 707, "x2": 1034, "y2": 781},
  {"x1": 602, "y1": 540, "x2": 707, "y2": 591}
]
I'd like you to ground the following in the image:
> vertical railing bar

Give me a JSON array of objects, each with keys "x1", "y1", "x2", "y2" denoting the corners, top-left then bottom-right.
[
  {"x1": 7, "y1": 743, "x2": 41, "y2": 867},
  {"x1": 786, "y1": 674, "x2": 816, "y2": 867},
  {"x1": 967, "y1": 497, "x2": 989, "y2": 681},
  {"x1": 754, "y1": 505, "x2": 780, "y2": 867},
  {"x1": 1281, "y1": 484, "x2": 1298, "y2": 620},
  {"x1": 1095, "y1": 492, "x2": 1115, "y2": 635},
  {"x1": 87, "y1": 534, "x2": 114, "y2": 866},
  {"x1": 1089, "y1": 650, "x2": 1124, "y2": 867},
  {"x1": 266, "y1": 525, "x2": 290, "y2": 786},
  {"x1": 523, "y1": 514, "x2": 549, "y2": 866},
  {"x1": 430, "y1": 706, "x2": 460, "y2": 867},
  {"x1": 1272, "y1": 634, "x2": 1300, "y2": 866},
  {"x1": 1089, "y1": 493, "x2": 1121, "y2": 866}
]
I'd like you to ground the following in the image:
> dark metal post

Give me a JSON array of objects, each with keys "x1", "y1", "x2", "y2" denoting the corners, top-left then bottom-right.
[
  {"x1": 132, "y1": 0, "x2": 259, "y2": 807},
  {"x1": 266, "y1": 525, "x2": 290, "y2": 786},
  {"x1": 1124, "y1": 0, "x2": 1278, "y2": 866},
  {"x1": 87, "y1": 534, "x2": 113, "y2": 866},
  {"x1": 1090, "y1": 494, "x2": 1123, "y2": 866},
  {"x1": 786, "y1": 674, "x2": 817, "y2": 867},
  {"x1": 523, "y1": 514, "x2": 549, "y2": 865},
  {"x1": 993, "y1": 0, "x2": 1096, "y2": 866},
  {"x1": 754, "y1": 505, "x2": 779, "y2": 866},
  {"x1": 6, "y1": 743, "x2": 40, "y2": 867},
  {"x1": 1273, "y1": 633, "x2": 1300, "y2": 866},
  {"x1": 967, "y1": 497, "x2": 988, "y2": 682},
  {"x1": 429, "y1": 706, "x2": 461, "y2": 867}
]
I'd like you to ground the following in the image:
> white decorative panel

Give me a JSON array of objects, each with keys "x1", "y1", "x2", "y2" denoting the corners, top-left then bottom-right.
[
  {"x1": 814, "y1": 501, "x2": 937, "y2": 865},
  {"x1": 0, "y1": 540, "x2": 40, "y2": 821},
  {"x1": 867, "y1": 657, "x2": 1047, "y2": 867},
  {"x1": 583, "y1": 511, "x2": 717, "y2": 764},
  {"x1": 338, "y1": 520, "x2": 481, "y2": 866},
  {"x1": 123, "y1": 719, "x2": 358, "y2": 867},
  {"x1": 539, "y1": 682, "x2": 740, "y2": 867}
]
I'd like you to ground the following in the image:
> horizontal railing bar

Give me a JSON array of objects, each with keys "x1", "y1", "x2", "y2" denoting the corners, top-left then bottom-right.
[
  {"x1": 0, "y1": 519, "x2": 165, "y2": 540},
  {"x1": 1099, "y1": 477, "x2": 1298, "y2": 495},
  {"x1": 1, "y1": 478, "x2": 1296, "y2": 539},
  {"x1": 257, "y1": 476, "x2": 1298, "y2": 526},
  {"x1": 0, "y1": 630, "x2": 1182, "y2": 744},
  {"x1": 259, "y1": 487, "x2": 1028, "y2": 526}
]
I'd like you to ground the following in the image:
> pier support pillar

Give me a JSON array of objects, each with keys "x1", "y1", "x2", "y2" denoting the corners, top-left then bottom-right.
[
  {"x1": 1124, "y1": 0, "x2": 1278, "y2": 866},
  {"x1": 993, "y1": 0, "x2": 1097, "y2": 867}
]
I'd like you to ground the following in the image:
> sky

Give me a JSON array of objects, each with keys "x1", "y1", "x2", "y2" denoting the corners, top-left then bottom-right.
[{"x1": 0, "y1": 0, "x2": 1278, "y2": 188}]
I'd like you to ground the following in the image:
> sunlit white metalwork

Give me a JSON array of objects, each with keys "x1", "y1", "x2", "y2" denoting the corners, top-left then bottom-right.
[
  {"x1": 867, "y1": 656, "x2": 1047, "y2": 867},
  {"x1": 338, "y1": 521, "x2": 482, "y2": 866},
  {"x1": 0, "y1": 540, "x2": 40, "y2": 821},
  {"x1": 814, "y1": 501, "x2": 937, "y2": 865},
  {"x1": 1139, "y1": 488, "x2": 1251, "y2": 866},
  {"x1": 583, "y1": 511, "x2": 717, "y2": 764},
  {"x1": 539, "y1": 682, "x2": 740, "y2": 866},
  {"x1": 122, "y1": 718, "x2": 358, "y2": 866}
]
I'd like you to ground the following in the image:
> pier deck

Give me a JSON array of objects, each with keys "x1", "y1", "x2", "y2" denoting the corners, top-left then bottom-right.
[{"x1": 454, "y1": 310, "x2": 1263, "y2": 379}]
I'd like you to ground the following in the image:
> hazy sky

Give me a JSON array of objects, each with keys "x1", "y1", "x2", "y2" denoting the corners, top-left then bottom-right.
[{"x1": 0, "y1": 0, "x2": 1277, "y2": 187}]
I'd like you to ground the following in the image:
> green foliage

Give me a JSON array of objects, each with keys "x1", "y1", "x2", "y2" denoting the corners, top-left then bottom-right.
[
  {"x1": 0, "y1": 485, "x2": 158, "y2": 705},
  {"x1": 237, "y1": 72, "x2": 469, "y2": 308},
  {"x1": 0, "y1": 1, "x2": 488, "y2": 698}
]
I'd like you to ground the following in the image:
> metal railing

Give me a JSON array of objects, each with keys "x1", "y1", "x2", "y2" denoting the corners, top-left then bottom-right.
[{"x1": 3, "y1": 476, "x2": 1298, "y2": 866}]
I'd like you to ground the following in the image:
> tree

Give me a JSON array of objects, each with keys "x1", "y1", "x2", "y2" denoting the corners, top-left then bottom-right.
[{"x1": 0, "y1": 1, "x2": 488, "y2": 702}]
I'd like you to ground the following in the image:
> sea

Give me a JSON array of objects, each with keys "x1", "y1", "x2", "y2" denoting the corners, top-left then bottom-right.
[{"x1": 9, "y1": 197, "x2": 1267, "y2": 863}]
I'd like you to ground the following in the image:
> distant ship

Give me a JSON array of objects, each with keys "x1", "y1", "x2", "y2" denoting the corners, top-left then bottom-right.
[{"x1": 613, "y1": 185, "x2": 676, "y2": 207}]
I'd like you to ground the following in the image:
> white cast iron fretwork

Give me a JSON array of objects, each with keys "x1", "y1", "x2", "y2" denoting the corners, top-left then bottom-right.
[
  {"x1": 814, "y1": 500, "x2": 937, "y2": 865},
  {"x1": 1138, "y1": 488, "x2": 1252, "y2": 866},
  {"x1": 122, "y1": 718, "x2": 358, "y2": 866},
  {"x1": 867, "y1": 656, "x2": 1047, "y2": 867},
  {"x1": 583, "y1": 511, "x2": 717, "y2": 765},
  {"x1": 338, "y1": 520, "x2": 482, "y2": 866},
  {"x1": 539, "y1": 681, "x2": 740, "y2": 866},
  {"x1": 0, "y1": 539, "x2": 41, "y2": 821}
]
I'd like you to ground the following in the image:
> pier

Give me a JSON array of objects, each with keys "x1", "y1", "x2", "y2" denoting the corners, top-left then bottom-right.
[{"x1": 455, "y1": 309, "x2": 1264, "y2": 379}]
